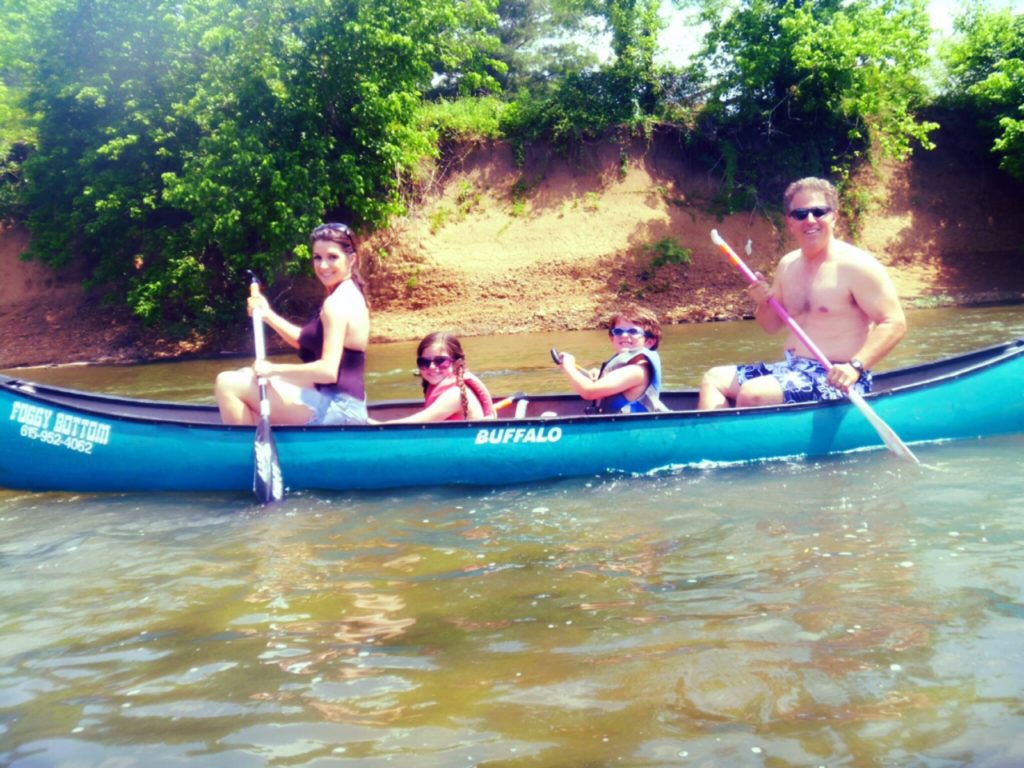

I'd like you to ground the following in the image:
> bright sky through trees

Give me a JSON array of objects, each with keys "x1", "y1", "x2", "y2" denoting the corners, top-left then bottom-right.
[{"x1": 654, "y1": 0, "x2": 1024, "y2": 66}]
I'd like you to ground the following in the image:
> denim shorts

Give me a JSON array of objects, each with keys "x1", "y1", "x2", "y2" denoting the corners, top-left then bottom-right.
[
  {"x1": 299, "y1": 387, "x2": 368, "y2": 426},
  {"x1": 736, "y1": 349, "x2": 872, "y2": 404}
]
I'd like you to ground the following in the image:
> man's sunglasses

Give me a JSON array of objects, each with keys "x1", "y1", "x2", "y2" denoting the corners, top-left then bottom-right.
[
  {"x1": 788, "y1": 207, "x2": 832, "y2": 221},
  {"x1": 609, "y1": 327, "x2": 653, "y2": 339},
  {"x1": 416, "y1": 355, "x2": 457, "y2": 370}
]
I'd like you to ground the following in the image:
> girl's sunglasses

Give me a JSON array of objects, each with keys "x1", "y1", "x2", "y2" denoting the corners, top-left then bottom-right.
[
  {"x1": 788, "y1": 206, "x2": 832, "y2": 221},
  {"x1": 416, "y1": 355, "x2": 456, "y2": 370}
]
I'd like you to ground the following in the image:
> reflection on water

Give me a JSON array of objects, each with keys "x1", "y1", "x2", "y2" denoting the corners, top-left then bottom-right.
[
  {"x1": 2, "y1": 436, "x2": 1024, "y2": 765},
  {"x1": 2, "y1": 305, "x2": 1024, "y2": 765}
]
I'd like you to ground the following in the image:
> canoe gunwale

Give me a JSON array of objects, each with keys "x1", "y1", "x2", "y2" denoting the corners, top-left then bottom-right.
[{"x1": 2, "y1": 337, "x2": 1023, "y2": 431}]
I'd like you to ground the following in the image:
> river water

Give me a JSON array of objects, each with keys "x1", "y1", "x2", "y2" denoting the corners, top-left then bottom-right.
[{"x1": 2, "y1": 305, "x2": 1024, "y2": 766}]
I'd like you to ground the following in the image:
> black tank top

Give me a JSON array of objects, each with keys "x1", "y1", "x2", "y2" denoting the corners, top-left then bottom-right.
[{"x1": 297, "y1": 314, "x2": 366, "y2": 401}]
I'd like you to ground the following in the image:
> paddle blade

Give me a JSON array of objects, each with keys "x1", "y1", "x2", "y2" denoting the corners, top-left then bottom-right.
[
  {"x1": 848, "y1": 391, "x2": 919, "y2": 464},
  {"x1": 253, "y1": 417, "x2": 284, "y2": 503}
]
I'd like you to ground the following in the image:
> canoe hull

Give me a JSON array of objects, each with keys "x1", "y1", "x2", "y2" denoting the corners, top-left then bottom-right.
[{"x1": 3, "y1": 339, "x2": 1023, "y2": 493}]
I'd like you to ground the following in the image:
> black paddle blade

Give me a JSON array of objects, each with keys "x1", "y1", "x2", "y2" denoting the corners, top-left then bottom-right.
[
  {"x1": 253, "y1": 417, "x2": 284, "y2": 504},
  {"x1": 550, "y1": 347, "x2": 563, "y2": 365}
]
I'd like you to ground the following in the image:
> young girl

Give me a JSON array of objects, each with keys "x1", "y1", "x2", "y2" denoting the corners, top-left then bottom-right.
[
  {"x1": 381, "y1": 332, "x2": 496, "y2": 423},
  {"x1": 557, "y1": 305, "x2": 668, "y2": 414},
  {"x1": 214, "y1": 222, "x2": 370, "y2": 425}
]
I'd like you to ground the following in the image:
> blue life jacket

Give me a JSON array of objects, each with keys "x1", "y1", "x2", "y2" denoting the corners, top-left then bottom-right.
[{"x1": 597, "y1": 349, "x2": 668, "y2": 414}]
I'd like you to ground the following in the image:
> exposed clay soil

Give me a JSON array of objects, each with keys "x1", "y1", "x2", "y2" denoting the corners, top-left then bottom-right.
[{"x1": 2, "y1": 129, "x2": 1023, "y2": 369}]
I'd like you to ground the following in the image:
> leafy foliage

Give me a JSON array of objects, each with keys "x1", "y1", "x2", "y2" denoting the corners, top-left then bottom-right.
[
  {"x1": 498, "y1": 0, "x2": 665, "y2": 152},
  {"x1": 644, "y1": 237, "x2": 691, "y2": 269},
  {"x1": 11, "y1": 0, "x2": 501, "y2": 329},
  {"x1": 459, "y1": 0, "x2": 599, "y2": 97},
  {"x1": 941, "y1": 5, "x2": 1024, "y2": 180},
  {"x1": 418, "y1": 96, "x2": 509, "y2": 142},
  {"x1": 640, "y1": 237, "x2": 691, "y2": 280},
  {"x1": 689, "y1": 0, "x2": 937, "y2": 208}
]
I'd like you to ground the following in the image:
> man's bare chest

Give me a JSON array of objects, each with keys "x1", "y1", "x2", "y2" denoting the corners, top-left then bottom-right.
[{"x1": 781, "y1": 263, "x2": 854, "y2": 316}]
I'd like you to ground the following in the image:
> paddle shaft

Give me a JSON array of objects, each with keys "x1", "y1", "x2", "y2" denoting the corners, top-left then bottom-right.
[
  {"x1": 250, "y1": 283, "x2": 271, "y2": 416},
  {"x1": 249, "y1": 277, "x2": 285, "y2": 502},
  {"x1": 493, "y1": 391, "x2": 526, "y2": 411}
]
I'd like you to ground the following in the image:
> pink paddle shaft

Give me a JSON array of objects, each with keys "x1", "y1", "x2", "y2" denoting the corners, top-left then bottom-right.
[{"x1": 712, "y1": 233, "x2": 835, "y2": 369}]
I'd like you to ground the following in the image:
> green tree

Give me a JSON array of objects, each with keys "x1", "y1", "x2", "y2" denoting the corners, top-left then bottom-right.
[
  {"x1": 13, "y1": 0, "x2": 501, "y2": 331},
  {"x1": 941, "y1": 4, "x2": 1024, "y2": 179},
  {"x1": 601, "y1": 0, "x2": 664, "y2": 116},
  {"x1": 690, "y1": 0, "x2": 937, "y2": 206},
  {"x1": 0, "y1": 0, "x2": 58, "y2": 216},
  {"x1": 499, "y1": 0, "x2": 666, "y2": 150},
  {"x1": 435, "y1": 0, "x2": 597, "y2": 97}
]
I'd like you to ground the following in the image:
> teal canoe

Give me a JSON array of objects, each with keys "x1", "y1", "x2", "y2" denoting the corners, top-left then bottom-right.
[{"x1": 2, "y1": 338, "x2": 1023, "y2": 494}]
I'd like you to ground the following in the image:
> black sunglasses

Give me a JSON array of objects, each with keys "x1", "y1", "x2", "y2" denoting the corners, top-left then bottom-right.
[
  {"x1": 788, "y1": 207, "x2": 832, "y2": 221},
  {"x1": 416, "y1": 355, "x2": 458, "y2": 370}
]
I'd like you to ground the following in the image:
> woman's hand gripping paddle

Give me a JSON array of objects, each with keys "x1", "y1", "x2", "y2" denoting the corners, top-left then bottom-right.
[
  {"x1": 709, "y1": 230, "x2": 919, "y2": 464},
  {"x1": 249, "y1": 273, "x2": 285, "y2": 503}
]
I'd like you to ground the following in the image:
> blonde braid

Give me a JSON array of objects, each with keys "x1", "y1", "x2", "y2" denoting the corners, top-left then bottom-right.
[{"x1": 456, "y1": 359, "x2": 469, "y2": 419}]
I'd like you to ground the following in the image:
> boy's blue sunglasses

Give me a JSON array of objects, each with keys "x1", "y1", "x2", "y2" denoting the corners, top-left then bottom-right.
[{"x1": 610, "y1": 327, "x2": 653, "y2": 339}]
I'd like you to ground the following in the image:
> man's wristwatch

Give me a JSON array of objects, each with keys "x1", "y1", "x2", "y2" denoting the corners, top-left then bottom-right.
[{"x1": 849, "y1": 358, "x2": 865, "y2": 379}]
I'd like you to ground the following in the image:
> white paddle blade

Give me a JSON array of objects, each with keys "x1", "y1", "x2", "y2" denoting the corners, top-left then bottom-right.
[
  {"x1": 253, "y1": 419, "x2": 284, "y2": 503},
  {"x1": 848, "y1": 391, "x2": 919, "y2": 464}
]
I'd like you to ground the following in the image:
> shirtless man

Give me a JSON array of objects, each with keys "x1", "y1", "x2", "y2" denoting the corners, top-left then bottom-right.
[{"x1": 697, "y1": 177, "x2": 906, "y2": 410}]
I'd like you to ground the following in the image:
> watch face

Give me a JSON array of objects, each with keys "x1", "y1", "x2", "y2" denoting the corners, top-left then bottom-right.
[{"x1": 850, "y1": 358, "x2": 864, "y2": 371}]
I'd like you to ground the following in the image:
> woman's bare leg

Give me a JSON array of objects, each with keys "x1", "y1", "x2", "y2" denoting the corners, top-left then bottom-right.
[
  {"x1": 215, "y1": 368, "x2": 260, "y2": 425},
  {"x1": 215, "y1": 368, "x2": 318, "y2": 425}
]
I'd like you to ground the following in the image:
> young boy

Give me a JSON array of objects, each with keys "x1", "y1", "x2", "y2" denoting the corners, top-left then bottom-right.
[{"x1": 557, "y1": 305, "x2": 668, "y2": 413}]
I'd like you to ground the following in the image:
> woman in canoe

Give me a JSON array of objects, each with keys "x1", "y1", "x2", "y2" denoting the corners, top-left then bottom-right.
[
  {"x1": 374, "y1": 332, "x2": 496, "y2": 423},
  {"x1": 214, "y1": 222, "x2": 370, "y2": 426},
  {"x1": 556, "y1": 305, "x2": 668, "y2": 414}
]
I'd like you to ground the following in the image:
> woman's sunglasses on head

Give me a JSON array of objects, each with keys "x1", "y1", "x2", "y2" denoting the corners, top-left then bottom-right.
[
  {"x1": 312, "y1": 222, "x2": 353, "y2": 236},
  {"x1": 788, "y1": 206, "x2": 832, "y2": 221}
]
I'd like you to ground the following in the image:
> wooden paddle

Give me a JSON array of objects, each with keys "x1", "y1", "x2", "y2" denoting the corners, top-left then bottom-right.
[
  {"x1": 709, "y1": 230, "x2": 919, "y2": 464},
  {"x1": 248, "y1": 273, "x2": 285, "y2": 503}
]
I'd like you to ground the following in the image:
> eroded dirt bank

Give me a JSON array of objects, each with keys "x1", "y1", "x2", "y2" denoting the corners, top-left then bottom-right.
[{"x1": 2, "y1": 130, "x2": 1023, "y2": 369}]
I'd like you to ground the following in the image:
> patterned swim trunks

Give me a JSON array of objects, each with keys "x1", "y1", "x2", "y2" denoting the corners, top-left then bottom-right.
[{"x1": 736, "y1": 349, "x2": 872, "y2": 404}]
